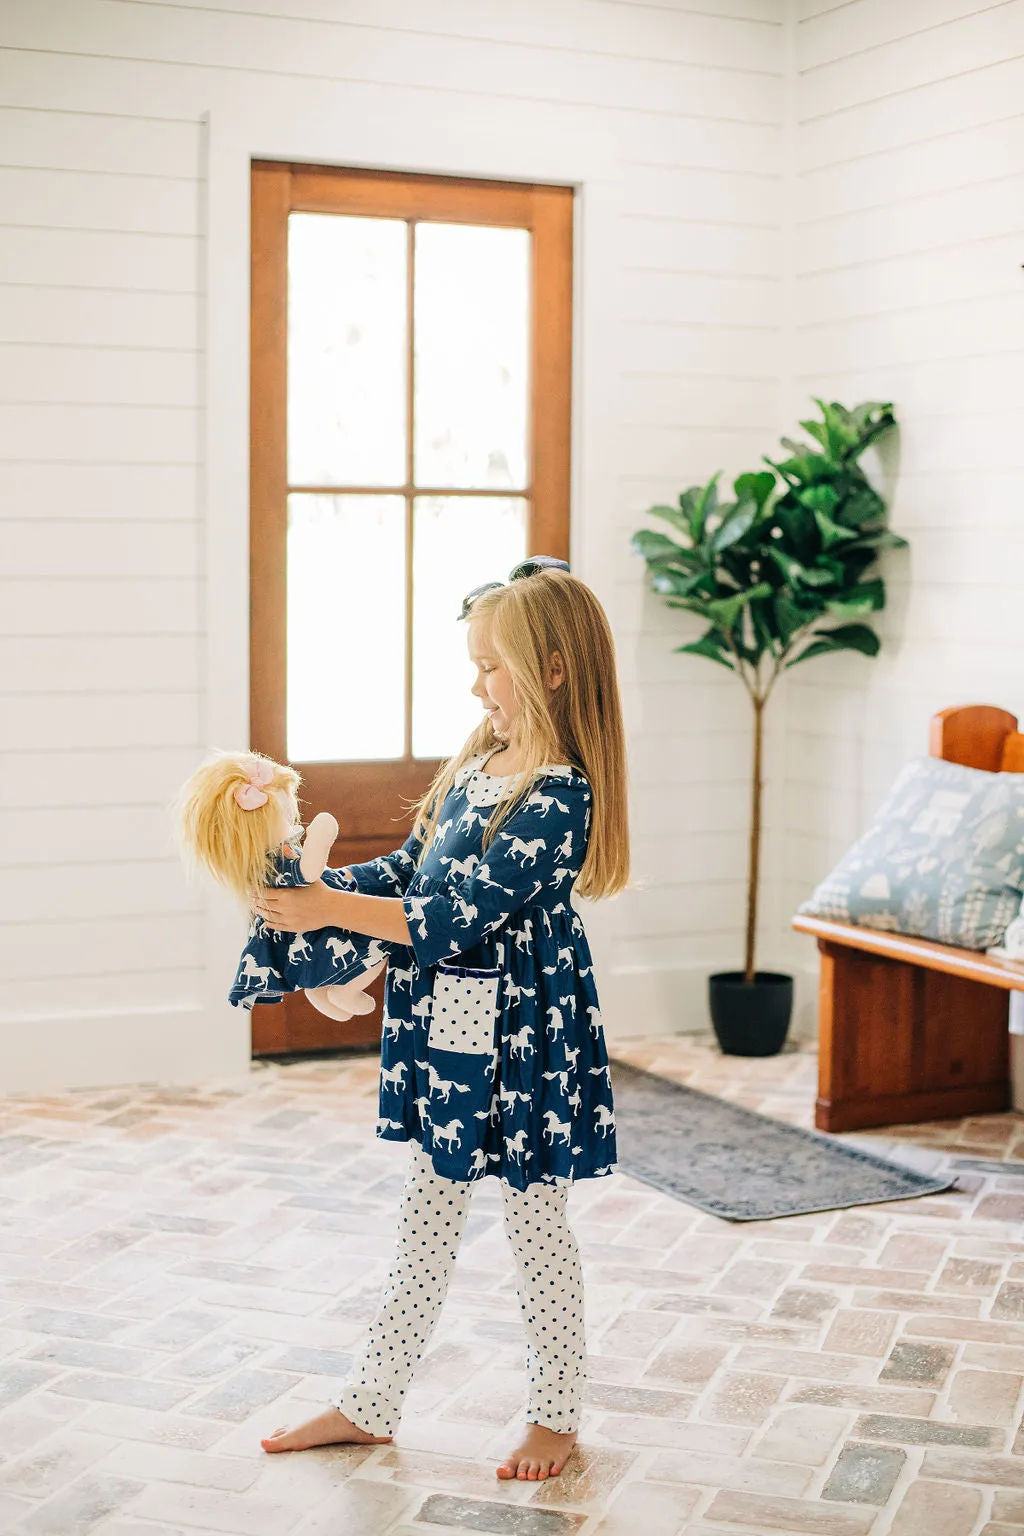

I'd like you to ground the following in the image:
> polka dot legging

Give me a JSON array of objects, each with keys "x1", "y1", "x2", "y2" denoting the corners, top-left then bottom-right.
[{"x1": 330, "y1": 1144, "x2": 585, "y2": 1437}]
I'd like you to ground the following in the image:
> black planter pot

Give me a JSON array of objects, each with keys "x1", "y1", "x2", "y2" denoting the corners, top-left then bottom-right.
[{"x1": 708, "y1": 971, "x2": 793, "y2": 1057}]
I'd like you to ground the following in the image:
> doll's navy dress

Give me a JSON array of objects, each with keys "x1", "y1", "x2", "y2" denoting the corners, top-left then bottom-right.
[
  {"x1": 344, "y1": 754, "x2": 616, "y2": 1190},
  {"x1": 229, "y1": 849, "x2": 391, "y2": 1010}
]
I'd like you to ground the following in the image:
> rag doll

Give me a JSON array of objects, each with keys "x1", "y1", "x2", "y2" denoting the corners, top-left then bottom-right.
[{"x1": 176, "y1": 750, "x2": 389, "y2": 1022}]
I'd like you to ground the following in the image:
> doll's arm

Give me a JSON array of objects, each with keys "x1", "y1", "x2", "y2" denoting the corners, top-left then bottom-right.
[{"x1": 299, "y1": 811, "x2": 339, "y2": 883}]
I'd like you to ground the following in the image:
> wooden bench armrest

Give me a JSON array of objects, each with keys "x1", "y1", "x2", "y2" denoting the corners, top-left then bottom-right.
[{"x1": 792, "y1": 913, "x2": 1024, "y2": 991}]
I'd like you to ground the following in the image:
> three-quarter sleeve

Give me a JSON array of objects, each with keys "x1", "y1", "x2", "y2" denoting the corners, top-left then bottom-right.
[
  {"x1": 326, "y1": 827, "x2": 422, "y2": 898},
  {"x1": 402, "y1": 777, "x2": 590, "y2": 971}
]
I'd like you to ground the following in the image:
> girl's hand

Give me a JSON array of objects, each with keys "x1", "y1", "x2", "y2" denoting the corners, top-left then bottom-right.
[{"x1": 251, "y1": 880, "x2": 342, "y2": 933}]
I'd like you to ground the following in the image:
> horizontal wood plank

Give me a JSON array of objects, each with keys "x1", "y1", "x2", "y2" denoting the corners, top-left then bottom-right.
[{"x1": 793, "y1": 913, "x2": 1024, "y2": 992}]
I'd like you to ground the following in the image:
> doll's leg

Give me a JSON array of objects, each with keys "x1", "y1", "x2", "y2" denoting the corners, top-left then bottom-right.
[
  {"x1": 305, "y1": 987, "x2": 357, "y2": 1023},
  {"x1": 321, "y1": 958, "x2": 387, "y2": 1017},
  {"x1": 329, "y1": 1143, "x2": 471, "y2": 1437}
]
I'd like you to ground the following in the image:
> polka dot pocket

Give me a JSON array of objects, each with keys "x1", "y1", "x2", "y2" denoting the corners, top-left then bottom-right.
[{"x1": 429, "y1": 964, "x2": 500, "y2": 1055}]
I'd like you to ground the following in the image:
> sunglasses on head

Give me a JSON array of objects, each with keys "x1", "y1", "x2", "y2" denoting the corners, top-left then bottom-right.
[{"x1": 459, "y1": 556, "x2": 570, "y2": 620}]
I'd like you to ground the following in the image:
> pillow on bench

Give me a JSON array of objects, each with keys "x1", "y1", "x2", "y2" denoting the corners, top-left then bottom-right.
[{"x1": 798, "y1": 756, "x2": 1024, "y2": 951}]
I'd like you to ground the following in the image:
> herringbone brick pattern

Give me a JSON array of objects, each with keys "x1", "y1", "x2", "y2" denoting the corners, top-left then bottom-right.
[{"x1": 0, "y1": 1036, "x2": 1022, "y2": 1535}]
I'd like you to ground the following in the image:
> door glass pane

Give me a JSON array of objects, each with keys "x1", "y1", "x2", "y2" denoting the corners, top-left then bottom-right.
[
  {"x1": 287, "y1": 495, "x2": 405, "y2": 761},
  {"x1": 288, "y1": 213, "x2": 406, "y2": 487},
  {"x1": 411, "y1": 496, "x2": 528, "y2": 758},
  {"x1": 414, "y1": 223, "x2": 529, "y2": 491}
]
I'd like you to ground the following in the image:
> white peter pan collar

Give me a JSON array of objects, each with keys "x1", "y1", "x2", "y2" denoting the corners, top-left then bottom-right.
[{"x1": 456, "y1": 754, "x2": 576, "y2": 807}]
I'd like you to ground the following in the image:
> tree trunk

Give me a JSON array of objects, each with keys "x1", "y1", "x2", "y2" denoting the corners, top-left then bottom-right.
[{"x1": 744, "y1": 697, "x2": 765, "y2": 984}]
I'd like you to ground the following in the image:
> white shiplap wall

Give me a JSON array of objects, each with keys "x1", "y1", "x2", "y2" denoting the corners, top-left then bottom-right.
[
  {"x1": 781, "y1": 0, "x2": 1024, "y2": 973},
  {"x1": 0, "y1": 0, "x2": 786, "y2": 1090}
]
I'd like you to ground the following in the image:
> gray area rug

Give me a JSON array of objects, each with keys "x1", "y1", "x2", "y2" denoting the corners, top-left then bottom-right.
[{"x1": 611, "y1": 1060, "x2": 954, "y2": 1222}]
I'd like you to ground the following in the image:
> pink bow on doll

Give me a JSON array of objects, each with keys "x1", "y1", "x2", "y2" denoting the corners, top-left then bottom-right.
[{"x1": 234, "y1": 757, "x2": 274, "y2": 810}]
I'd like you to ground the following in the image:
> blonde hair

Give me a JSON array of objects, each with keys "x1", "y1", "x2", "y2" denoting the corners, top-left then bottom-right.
[
  {"x1": 411, "y1": 569, "x2": 630, "y2": 899},
  {"x1": 174, "y1": 750, "x2": 301, "y2": 907}
]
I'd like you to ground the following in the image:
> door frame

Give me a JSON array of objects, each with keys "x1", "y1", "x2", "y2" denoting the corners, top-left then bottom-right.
[{"x1": 202, "y1": 106, "x2": 605, "y2": 1072}]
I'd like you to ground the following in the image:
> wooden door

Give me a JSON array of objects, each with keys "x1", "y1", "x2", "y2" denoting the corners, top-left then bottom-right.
[{"x1": 249, "y1": 163, "x2": 573, "y2": 1055}]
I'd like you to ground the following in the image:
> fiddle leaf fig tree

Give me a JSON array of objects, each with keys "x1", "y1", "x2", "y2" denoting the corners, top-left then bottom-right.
[{"x1": 632, "y1": 399, "x2": 904, "y2": 986}]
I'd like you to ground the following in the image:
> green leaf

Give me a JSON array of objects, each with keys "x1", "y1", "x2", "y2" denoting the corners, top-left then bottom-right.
[
  {"x1": 765, "y1": 450, "x2": 832, "y2": 487},
  {"x1": 846, "y1": 529, "x2": 908, "y2": 553},
  {"x1": 644, "y1": 503, "x2": 699, "y2": 540},
  {"x1": 632, "y1": 529, "x2": 684, "y2": 562},
  {"x1": 786, "y1": 623, "x2": 881, "y2": 668},
  {"x1": 767, "y1": 547, "x2": 835, "y2": 588},
  {"x1": 651, "y1": 569, "x2": 709, "y2": 599},
  {"x1": 824, "y1": 578, "x2": 885, "y2": 619},
  {"x1": 773, "y1": 593, "x2": 810, "y2": 647},
  {"x1": 813, "y1": 508, "x2": 859, "y2": 549},
  {"x1": 712, "y1": 497, "x2": 757, "y2": 552},
  {"x1": 675, "y1": 630, "x2": 735, "y2": 670},
  {"x1": 706, "y1": 581, "x2": 773, "y2": 630},
  {"x1": 733, "y1": 471, "x2": 776, "y2": 510},
  {"x1": 839, "y1": 482, "x2": 886, "y2": 526},
  {"x1": 691, "y1": 473, "x2": 720, "y2": 544}
]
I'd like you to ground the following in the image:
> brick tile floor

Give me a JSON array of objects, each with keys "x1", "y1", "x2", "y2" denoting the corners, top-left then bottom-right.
[{"x1": 0, "y1": 1035, "x2": 1022, "y2": 1534}]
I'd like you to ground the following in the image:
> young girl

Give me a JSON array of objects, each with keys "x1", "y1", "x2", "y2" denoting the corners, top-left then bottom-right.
[{"x1": 255, "y1": 561, "x2": 629, "y2": 1481}]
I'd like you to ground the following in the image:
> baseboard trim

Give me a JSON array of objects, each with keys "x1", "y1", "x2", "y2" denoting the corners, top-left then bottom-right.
[
  {"x1": 600, "y1": 961, "x2": 819, "y2": 1043},
  {"x1": 0, "y1": 1003, "x2": 252, "y2": 1096}
]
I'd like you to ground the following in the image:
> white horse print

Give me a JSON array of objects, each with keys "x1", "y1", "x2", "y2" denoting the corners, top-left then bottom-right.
[
  {"x1": 476, "y1": 863, "x2": 515, "y2": 894},
  {"x1": 391, "y1": 963, "x2": 414, "y2": 991},
  {"x1": 383, "y1": 1013, "x2": 412, "y2": 1042},
  {"x1": 546, "y1": 1006, "x2": 565, "y2": 1041},
  {"x1": 551, "y1": 865, "x2": 573, "y2": 888},
  {"x1": 473, "y1": 1093, "x2": 502, "y2": 1126},
  {"x1": 411, "y1": 995, "x2": 432, "y2": 1025},
  {"x1": 563, "y1": 1045, "x2": 581, "y2": 1071},
  {"x1": 406, "y1": 895, "x2": 431, "y2": 940},
  {"x1": 427, "y1": 1063, "x2": 470, "y2": 1103},
  {"x1": 376, "y1": 1117, "x2": 404, "y2": 1133},
  {"x1": 508, "y1": 1025, "x2": 535, "y2": 1059},
  {"x1": 512, "y1": 921, "x2": 534, "y2": 954},
  {"x1": 588, "y1": 1005, "x2": 602, "y2": 1036},
  {"x1": 239, "y1": 955, "x2": 278, "y2": 990},
  {"x1": 433, "y1": 1119, "x2": 464, "y2": 1152},
  {"x1": 542, "y1": 1110, "x2": 572, "y2": 1147},
  {"x1": 594, "y1": 1104, "x2": 616, "y2": 1136},
  {"x1": 452, "y1": 895, "x2": 478, "y2": 928},
  {"x1": 413, "y1": 1095, "x2": 431, "y2": 1123},
  {"x1": 568, "y1": 1084, "x2": 582, "y2": 1115},
  {"x1": 503, "y1": 977, "x2": 536, "y2": 1005},
  {"x1": 380, "y1": 1062, "x2": 408, "y2": 1093},
  {"x1": 441, "y1": 853, "x2": 478, "y2": 880},
  {"x1": 433, "y1": 817, "x2": 454, "y2": 848},
  {"x1": 589, "y1": 1064, "x2": 612, "y2": 1086},
  {"x1": 499, "y1": 1083, "x2": 531, "y2": 1112},
  {"x1": 528, "y1": 792, "x2": 570, "y2": 819},
  {"x1": 324, "y1": 935, "x2": 357, "y2": 967},
  {"x1": 557, "y1": 829, "x2": 573, "y2": 859},
  {"x1": 542, "y1": 1069, "x2": 570, "y2": 1097},
  {"x1": 557, "y1": 946, "x2": 573, "y2": 967},
  {"x1": 468, "y1": 1148, "x2": 489, "y2": 1177},
  {"x1": 287, "y1": 933, "x2": 312, "y2": 964},
  {"x1": 500, "y1": 834, "x2": 545, "y2": 866},
  {"x1": 458, "y1": 805, "x2": 486, "y2": 834},
  {"x1": 505, "y1": 1128, "x2": 530, "y2": 1162}
]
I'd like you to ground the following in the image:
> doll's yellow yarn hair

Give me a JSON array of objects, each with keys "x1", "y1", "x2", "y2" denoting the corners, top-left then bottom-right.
[{"x1": 175, "y1": 750, "x2": 301, "y2": 907}]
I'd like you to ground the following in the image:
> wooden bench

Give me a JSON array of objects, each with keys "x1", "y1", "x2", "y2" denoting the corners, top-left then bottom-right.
[{"x1": 793, "y1": 705, "x2": 1024, "y2": 1133}]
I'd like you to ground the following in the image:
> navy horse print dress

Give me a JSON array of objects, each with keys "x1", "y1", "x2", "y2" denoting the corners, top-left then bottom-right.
[{"x1": 345, "y1": 754, "x2": 617, "y2": 1190}]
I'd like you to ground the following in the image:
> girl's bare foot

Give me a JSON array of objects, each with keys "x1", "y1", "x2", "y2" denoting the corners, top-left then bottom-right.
[
  {"x1": 260, "y1": 1406, "x2": 391, "y2": 1454},
  {"x1": 496, "y1": 1423, "x2": 577, "y2": 1480}
]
